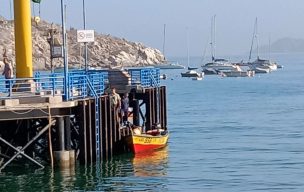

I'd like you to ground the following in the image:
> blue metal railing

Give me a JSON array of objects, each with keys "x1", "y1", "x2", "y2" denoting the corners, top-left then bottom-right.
[
  {"x1": 0, "y1": 70, "x2": 105, "y2": 100},
  {"x1": 128, "y1": 68, "x2": 160, "y2": 87},
  {"x1": 0, "y1": 68, "x2": 160, "y2": 100}
]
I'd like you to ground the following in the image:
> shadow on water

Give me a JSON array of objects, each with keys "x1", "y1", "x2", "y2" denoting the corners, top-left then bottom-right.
[{"x1": 0, "y1": 147, "x2": 169, "y2": 191}]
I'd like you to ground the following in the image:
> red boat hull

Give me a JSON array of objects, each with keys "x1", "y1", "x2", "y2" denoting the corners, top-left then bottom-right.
[{"x1": 127, "y1": 131, "x2": 169, "y2": 154}]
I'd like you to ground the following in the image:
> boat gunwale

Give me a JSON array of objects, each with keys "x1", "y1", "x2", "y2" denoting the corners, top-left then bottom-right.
[{"x1": 130, "y1": 131, "x2": 169, "y2": 139}]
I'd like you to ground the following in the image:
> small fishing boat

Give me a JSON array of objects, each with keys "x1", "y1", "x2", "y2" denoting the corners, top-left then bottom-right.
[{"x1": 126, "y1": 126, "x2": 169, "y2": 154}]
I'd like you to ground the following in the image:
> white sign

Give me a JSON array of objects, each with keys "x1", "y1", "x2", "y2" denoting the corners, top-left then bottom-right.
[
  {"x1": 51, "y1": 45, "x2": 63, "y2": 58},
  {"x1": 77, "y1": 30, "x2": 95, "y2": 43}
]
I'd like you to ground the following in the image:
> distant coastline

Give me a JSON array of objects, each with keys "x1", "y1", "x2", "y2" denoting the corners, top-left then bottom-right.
[{"x1": 257, "y1": 37, "x2": 304, "y2": 53}]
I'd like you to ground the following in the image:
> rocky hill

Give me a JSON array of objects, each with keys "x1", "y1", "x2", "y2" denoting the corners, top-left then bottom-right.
[
  {"x1": 0, "y1": 16, "x2": 165, "y2": 70},
  {"x1": 257, "y1": 37, "x2": 304, "y2": 53}
]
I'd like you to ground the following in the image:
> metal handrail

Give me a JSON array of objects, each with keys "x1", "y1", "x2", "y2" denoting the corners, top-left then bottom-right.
[
  {"x1": 0, "y1": 68, "x2": 159, "y2": 100},
  {"x1": 0, "y1": 70, "x2": 105, "y2": 100},
  {"x1": 128, "y1": 68, "x2": 160, "y2": 88}
]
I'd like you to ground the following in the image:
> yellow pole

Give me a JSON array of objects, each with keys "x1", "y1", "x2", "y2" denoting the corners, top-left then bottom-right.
[{"x1": 14, "y1": 0, "x2": 33, "y2": 78}]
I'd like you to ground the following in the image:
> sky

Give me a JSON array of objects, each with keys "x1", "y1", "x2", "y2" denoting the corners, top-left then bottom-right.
[{"x1": 1, "y1": 0, "x2": 304, "y2": 57}]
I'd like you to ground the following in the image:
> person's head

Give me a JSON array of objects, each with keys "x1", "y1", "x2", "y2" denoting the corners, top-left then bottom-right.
[
  {"x1": 112, "y1": 87, "x2": 116, "y2": 94},
  {"x1": 123, "y1": 93, "x2": 128, "y2": 98}
]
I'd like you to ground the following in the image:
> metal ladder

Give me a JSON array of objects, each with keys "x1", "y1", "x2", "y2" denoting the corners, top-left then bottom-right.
[{"x1": 86, "y1": 76, "x2": 101, "y2": 162}]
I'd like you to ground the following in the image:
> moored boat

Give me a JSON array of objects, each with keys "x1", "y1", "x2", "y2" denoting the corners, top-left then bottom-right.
[
  {"x1": 251, "y1": 66, "x2": 271, "y2": 73},
  {"x1": 220, "y1": 70, "x2": 255, "y2": 77},
  {"x1": 247, "y1": 18, "x2": 279, "y2": 73},
  {"x1": 247, "y1": 58, "x2": 278, "y2": 72},
  {"x1": 202, "y1": 59, "x2": 240, "y2": 73},
  {"x1": 192, "y1": 76, "x2": 203, "y2": 81},
  {"x1": 181, "y1": 67, "x2": 203, "y2": 78},
  {"x1": 192, "y1": 72, "x2": 204, "y2": 80},
  {"x1": 154, "y1": 62, "x2": 185, "y2": 69},
  {"x1": 160, "y1": 74, "x2": 167, "y2": 79},
  {"x1": 126, "y1": 126, "x2": 169, "y2": 154}
]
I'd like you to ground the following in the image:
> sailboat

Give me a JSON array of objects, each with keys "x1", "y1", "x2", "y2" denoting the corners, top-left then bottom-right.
[
  {"x1": 155, "y1": 24, "x2": 185, "y2": 70},
  {"x1": 181, "y1": 28, "x2": 203, "y2": 78},
  {"x1": 247, "y1": 18, "x2": 278, "y2": 73},
  {"x1": 201, "y1": 15, "x2": 239, "y2": 74}
]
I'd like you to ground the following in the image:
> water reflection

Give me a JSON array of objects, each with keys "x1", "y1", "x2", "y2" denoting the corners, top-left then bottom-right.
[
  {"x1": 50, "y1": 167, "x2": 76, "y2": 192},
  {"x1": 0, "y1": 148, "x2": 169, "y2": 191},
  {"x1": 132, "y1": 147, "x2": 169, "y2": 177}
]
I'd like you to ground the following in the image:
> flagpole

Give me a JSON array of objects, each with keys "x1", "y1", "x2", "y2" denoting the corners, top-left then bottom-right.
[
  {"x1": 61, "y1": 0, "x2": 69, "y2": 100},
  {"x1": 83, "y1": 0, "x2": 88, "y2": 71}
]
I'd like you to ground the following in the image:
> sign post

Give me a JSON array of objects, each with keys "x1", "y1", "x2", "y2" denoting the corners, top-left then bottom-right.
[
  {"x1": 77, "y1": 30, "x2": 95, "y2": 43},
  {"x1": 77, "y1": 30, "x2": 94, "y2": 71}
]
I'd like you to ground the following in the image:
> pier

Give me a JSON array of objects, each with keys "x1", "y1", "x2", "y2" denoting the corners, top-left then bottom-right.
[
  {"x1": 0, "y1": 68, "x2": 167, "y2": 171},
  {"x1": 0, "y1": 0, "x2": 168, "y2": 172}
]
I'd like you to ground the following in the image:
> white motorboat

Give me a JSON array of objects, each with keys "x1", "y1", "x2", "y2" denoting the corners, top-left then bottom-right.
[
  {"x1": 220, "y1": 70, "x2": 255, "y2": 77},
  {"x1": 154, "y1": 62, "x2": 185, "y2": 69},
  {"x1": 192, "y1": 72, "x2": 204, "y2": 80},
  {"x1": 202, "y1": 59, "x2": 240, "y2": 72},
  {"x1": 181, "y1": 68, "x2": 202, "y2": 78}
]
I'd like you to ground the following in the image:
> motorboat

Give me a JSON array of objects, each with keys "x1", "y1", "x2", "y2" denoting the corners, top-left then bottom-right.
[
  {"x1": 247, "y1": 58, "x2": 278, "y2": 72},
  {"x1": 181, "y1": 67, "x2": 202, "y2": 77},
  {"x1": 220, "y1": 70, "x2": 255, "y2": 77},
  {"x1": 192, "y1": 72, "x2": 204, "y2": 80},
  {"x1": 154, "y1": 62, "x2": 185, "y2": 69},
  {"x1": 202, "y1": 59, "x2": 240, "y2": 73}
]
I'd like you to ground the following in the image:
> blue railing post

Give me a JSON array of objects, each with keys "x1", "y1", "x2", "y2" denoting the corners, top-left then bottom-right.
[
  {"x1": 52, "y1": 74, "x2": 55, "y2": 97},
  {"x1": 8, "y1": 79, "x2": 12, "y2": 97}
]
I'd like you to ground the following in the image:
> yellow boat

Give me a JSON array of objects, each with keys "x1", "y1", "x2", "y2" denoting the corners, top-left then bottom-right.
[{"x1": 126, "y1": 127, "x2": 169, "y2": 154}]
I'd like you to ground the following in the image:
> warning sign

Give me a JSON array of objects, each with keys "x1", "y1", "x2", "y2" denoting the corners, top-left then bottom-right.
[{"x1": 77, "y1": 30, "x2": 95, "y2": 43}]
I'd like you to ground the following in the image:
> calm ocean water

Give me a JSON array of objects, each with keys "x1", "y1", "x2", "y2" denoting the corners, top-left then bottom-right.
[{"x1": 1, "y1": 53, "x2": 304, "y2": 191}]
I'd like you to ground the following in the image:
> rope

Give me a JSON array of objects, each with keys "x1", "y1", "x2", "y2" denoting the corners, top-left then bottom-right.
[{"x1": 48, "y1": 105, "x2": 54, "y2": 169}]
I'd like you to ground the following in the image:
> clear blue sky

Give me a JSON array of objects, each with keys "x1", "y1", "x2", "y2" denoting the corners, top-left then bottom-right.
[{"x1": 1, "y1": 0, "x2": 304, "y2": 57}]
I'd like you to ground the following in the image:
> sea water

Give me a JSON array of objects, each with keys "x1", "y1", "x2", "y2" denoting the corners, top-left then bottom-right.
[{"x1": 0, "y1": 53, "x2": 303, "y2": 191}]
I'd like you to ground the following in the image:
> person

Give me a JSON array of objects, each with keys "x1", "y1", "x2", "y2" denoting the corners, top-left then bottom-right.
[
  {"x1": 2, "y1": 50, "x2": 13, "y2": 90},
  {"x1": 110, "y1": 87, "x2": 121, "y2": 124},
  {"x1": 120, "y1": 93, "x2": 129, "y2": 125}
]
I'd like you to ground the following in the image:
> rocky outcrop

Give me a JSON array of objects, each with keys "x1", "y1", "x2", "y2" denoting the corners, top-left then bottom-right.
[{"x1": 0, "y1": 16, "x2": 165, "y2": 70}]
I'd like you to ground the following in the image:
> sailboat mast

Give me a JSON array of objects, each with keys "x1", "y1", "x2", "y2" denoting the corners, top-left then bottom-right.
[
  {"x1": 210, "y1": 15, "x2": 216, "y2": 62},
  {"x1": 163, "y1": 24, "x2": 166, "y2": 57},
  {"x1": 210, "y1": 16, "x2": 214, "y2": 61},
  {"x1": 268, "y1": 35, "x2": 271, "y2": 60},
  {"x1": 256, "y1": 18, "x2": 259, "y2": 59},
  {"x1": 187, "y1": 28, "x2": 190, "y2": 67},
  {"x1": 249, "y1": 17, "x2": 257, "y2": 61},
  {"x1": 214, "y1": 15, "x2": 217, "y2": 61}
]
